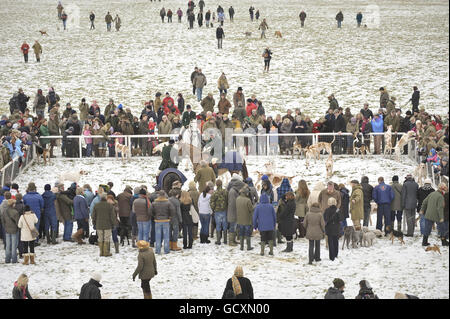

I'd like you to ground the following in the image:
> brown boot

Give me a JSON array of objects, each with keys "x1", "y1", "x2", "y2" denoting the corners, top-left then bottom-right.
[
  {"x1": 22, "y1": 254, "x2": 30, "y2": 265},
  {"x1": 72, "y1": 229, "x2": 85, "y2": 245},
  {"x1": 30, "y1": 253, "x2": 36, "y2": 264},
  {"x1": 169, "y1": 241, "x2": 174, "y2": 251},
  {"x1": 172, "y1": 241, "x2": 182, "y2": 251},
  {"x1": 144, "y1": 292, "x2": 152, "y2": 299}
]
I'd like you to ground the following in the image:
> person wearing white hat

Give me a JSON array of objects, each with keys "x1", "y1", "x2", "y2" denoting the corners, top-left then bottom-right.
[{"x1": 79, "y1": 273, "x2": 102, "y2": 299}]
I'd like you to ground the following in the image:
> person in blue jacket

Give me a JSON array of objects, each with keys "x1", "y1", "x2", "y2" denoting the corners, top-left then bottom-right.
[
  {"x1": 73, "y1": 187, "x2": 89, "y2": 244},
  {"x1": 23, "y1": 182, "x2": 44, "y2": 245},
  {"x1": 356, "y1": 12, "x2": 363, "y2": 27},
  {"x1": 42, "y1": 184, "x2": 58, "y2": 244},
  {"x1": 253, "y1": 194, "x2": 276, "y2": 256},
  {"x1": 371, "y1": 113, "x2": 384, "y2": 154},
  {"x1": 372, "y1": 177, "x2": 395, "y2": 232}
]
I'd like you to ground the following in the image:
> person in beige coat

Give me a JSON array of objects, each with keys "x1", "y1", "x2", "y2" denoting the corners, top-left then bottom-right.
[
  {"x1": 17, "y1": 206, "x2": 39, "y2": 265},
  {"x1": 349, "y1": 180, "x2": 364, "y2": 230},
  {"x1": 303, "y1": 203, "x2": 325, "y2": 265},
  {"x1": 217, "y1": 72, "x2": 229, "y2": 95},
  {"x1": 194, "y1": 160, "x2": 216, "y2": 193}
]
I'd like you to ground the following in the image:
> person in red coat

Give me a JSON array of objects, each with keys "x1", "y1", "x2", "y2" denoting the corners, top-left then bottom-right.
[
  {"x1": 21, "y1": 41, "x2": 30, "y2": 63},
  {"x1": 245, "y1": 99, "x2": 257, "y2": 117},
  {"x1": 163, "y1": 100, "x2": 180, "y2": 116},
  {"x1": 162, "y1": 92, "x2": 175, "y2": 108}
]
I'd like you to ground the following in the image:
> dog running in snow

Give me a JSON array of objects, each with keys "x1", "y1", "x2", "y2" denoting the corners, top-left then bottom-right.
[
  {"x1": 385, "y1": 225, "x2": 405, "y2": 245},
  {"x1": 39, "y1": 30, "x2": 48, "y2": 36},
  {"x1": 425, "y1": 244, "x2": 441, "y2": 255},
  {"x1": 274, "y1": 31, "x2": 282, "y2": 38}
]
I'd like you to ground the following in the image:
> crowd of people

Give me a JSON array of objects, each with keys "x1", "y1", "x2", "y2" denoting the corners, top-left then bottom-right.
[
  {"x1": 2, "y1": 167, "x2": 447, "y2": 298},
  {"x1": 2, "y1": 81, "x2": 449, "y2": 180}
]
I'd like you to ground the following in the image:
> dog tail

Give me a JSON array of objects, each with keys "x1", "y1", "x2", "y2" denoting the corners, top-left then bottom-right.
[{"x1": 331, "y1": 135, "x2": 336, "y2": 145}]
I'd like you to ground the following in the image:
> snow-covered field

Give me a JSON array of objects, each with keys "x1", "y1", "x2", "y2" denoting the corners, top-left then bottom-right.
[
  {"x1": 0, "y1": 0, "x2": 448, "y2": 117},
  {"x1": 0, "y1": 154, "x2": 448, "y2": 299}
]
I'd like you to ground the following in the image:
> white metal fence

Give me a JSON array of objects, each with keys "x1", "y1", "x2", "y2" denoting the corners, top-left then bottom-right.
[
  {"x1": 36, "y1": 131, "x2": 407, "y2": 158},
  {"x1": 0, "y1": 144, "x2": 36, "y2": 185}
]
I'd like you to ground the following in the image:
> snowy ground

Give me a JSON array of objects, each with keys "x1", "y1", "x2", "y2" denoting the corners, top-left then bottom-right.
[
  {"x1": 0, "y1": 154, "x2": 448, "y2": 299},
  {"x1": 0, "y1": 0, "x2": 448, "y2": 118}
]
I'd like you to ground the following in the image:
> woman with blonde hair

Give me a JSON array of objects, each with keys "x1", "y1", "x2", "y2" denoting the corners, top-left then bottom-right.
[
  {"x1": 180, "y1": 191, "x2": 195, "y2": 249},
  {"x1": 295, "y1": 180, "x2": 310, "y2": 238},
  {"x1": 12, "y1": 274, "x2": 32, "y2": 299},
  {"x1": 17, "y1": 205, "x2": 38, "y2": 265},
  {"x1": 222, "y1": 266, "x2": 254, "y2": 299}
]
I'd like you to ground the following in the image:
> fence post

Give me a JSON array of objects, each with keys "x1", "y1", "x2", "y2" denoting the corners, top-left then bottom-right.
[
  {"x1": 128, "y1": 136, "x2": 132, "y2": 158},
  {"x1": 79, "y1": 136, "x2": 82, "y2": 158}
]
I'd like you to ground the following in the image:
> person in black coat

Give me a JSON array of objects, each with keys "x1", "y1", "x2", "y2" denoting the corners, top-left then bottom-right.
[
  {"x1": 361, "y1": 176, "x2": 373, "y2": 227},
  {"x1": 277, "y1": 192, "x2": 296, "y2": 252},
  {"x1": 12, "y1": 274, "x2": 32, "y2": 299},
  {"x1": 216, "y1": 25, "x2": 225, "y2": 49},
  {"x1": 79, "y1": 273, "x2": 102, "y2": 299},
  {"x1": 338, "y1": 183, "x2": 350, "y2": 233},
  {"x1": 410, "y1": 86, "x2": 420, "y2": 114},
  {"x1": 17, "y1": 89, "x2": 30, "y2": 114},
  {"x1": 323, "y1": 198, "x2": 342, "y2": 261},
  {"x1": 222, "y1": 266, "x2": 254, "y2": 299},
  {"x1": 333, "y1": 109, "x2": 347, "y2": 154}
]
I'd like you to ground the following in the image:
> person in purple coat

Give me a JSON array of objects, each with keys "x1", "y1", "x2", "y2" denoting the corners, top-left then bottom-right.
[
  {"x1": 372, "y1": 177, "x2": 395, "y2": 232},
  {"x1": 252, "y1": 194, "x2": 276, "y2": 256}
]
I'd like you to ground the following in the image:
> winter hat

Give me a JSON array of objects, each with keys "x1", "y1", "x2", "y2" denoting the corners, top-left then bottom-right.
[
  {"x1": 91, "y1": 273, "x2": 102, "y2": 282},
  {"x1": 350, "y1": 180, "x2": 359, "y2": 185},
  {"x1": 70, "y1": 182, "x2": 77, "y2": 189},
  {"x1": 133, "y1": 187, "x2": 141, "y2": 195},
  {"x1": 117, "y1": 104, "x2": 123, "y2": 109},
  {"x1": 333, "y1": 278, "x2": 345, "y2": 289},
  {"x1": 139, "y1": 188, "x2": 147, "y2": 196},
  {"x1": 392, "y1": 175, "x2": 399, "y2": 182},
  {"x1": 44, "y1": 184, "x2": 51, "y2": 191}
]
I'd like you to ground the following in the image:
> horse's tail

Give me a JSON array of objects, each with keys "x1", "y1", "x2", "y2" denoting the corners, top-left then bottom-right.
[{"x1": 242, "y1": 160, "x2": 249, "y2": 180}]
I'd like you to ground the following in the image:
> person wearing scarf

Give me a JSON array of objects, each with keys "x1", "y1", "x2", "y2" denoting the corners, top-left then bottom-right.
[
  {"x1": 222, "y1": 266, "x2": 254, "y2": 299},
  {"x1": 12, "y1": 274, "x2": 32, "y2": 299}
]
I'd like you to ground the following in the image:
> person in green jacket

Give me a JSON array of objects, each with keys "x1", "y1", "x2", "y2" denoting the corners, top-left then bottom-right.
[
  {"x1": 181, "y1": 105, "x2": 197, "y2": 128},
  {"x1": 158, "y1": 139, "x2": 179, "y2": 172},
  {"x1": 236, "y1": 186, "x2": 254, "y2": 251},
  {"x1": 419, "y1": 183, "x2": 447, "y2": 246},
  {"x1": 132, "y1": 240, "x2": 157, "y2": 299},
  {"x1": 39, "y1": 119, "x2": 50, "y2": 149}
]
